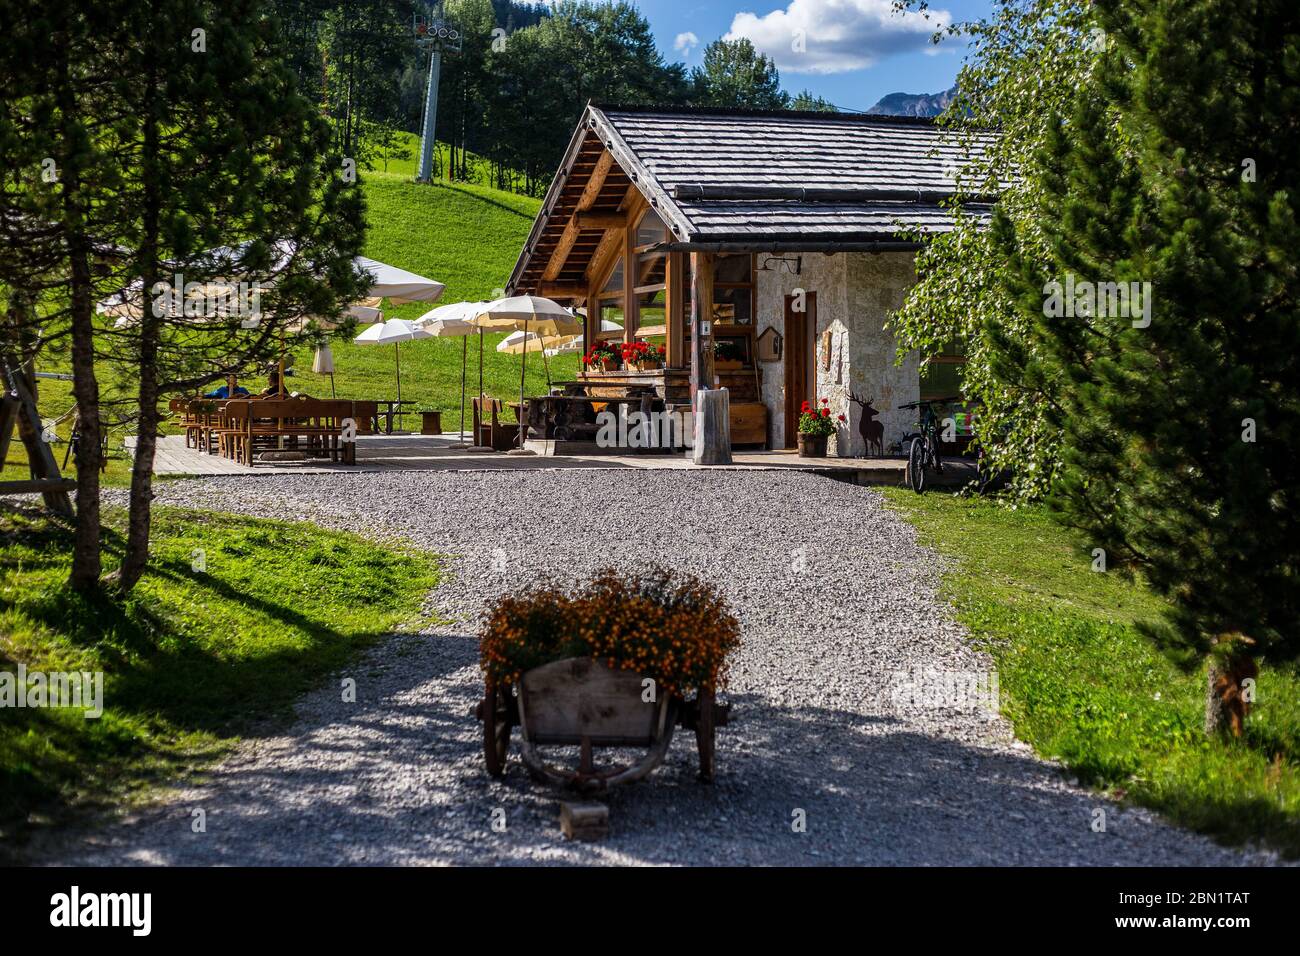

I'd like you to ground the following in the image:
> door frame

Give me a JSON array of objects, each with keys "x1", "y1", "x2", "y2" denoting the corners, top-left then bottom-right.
[{"x1": 782, "y1": 291, "x2": 817, "y2": 448}]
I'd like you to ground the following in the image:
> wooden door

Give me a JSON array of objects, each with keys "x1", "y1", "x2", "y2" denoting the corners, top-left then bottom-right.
[{"x1": 783, "y1": 292, "x2": 816, "y2": 448}]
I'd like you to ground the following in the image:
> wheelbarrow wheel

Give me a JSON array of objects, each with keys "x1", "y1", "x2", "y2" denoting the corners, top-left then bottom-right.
[
  {"x1": 695, "y1": 688, "x2": 716, "y2": 783},
  {"x1": 483, "y1": 682, "x2": 511, "y2": 778}
]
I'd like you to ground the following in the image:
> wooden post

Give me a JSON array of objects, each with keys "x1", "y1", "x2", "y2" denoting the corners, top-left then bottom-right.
[
  {"x1": 693, "y1": 386, "x2": 732, "y2": 465},
  {"x1": 688, "y1": 252, "x2": 715, "y2": 405},
  {"x1": 666, "y1": 252, "x2": 684, "y2": 368},
  {"x1": 623, "y1": 214, "x2": 637, "y2": 344}
]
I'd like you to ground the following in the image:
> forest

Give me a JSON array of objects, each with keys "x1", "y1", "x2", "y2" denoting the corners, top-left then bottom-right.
[{"x1": 277, "y1": 0, "x2": 834, "y2": 196}]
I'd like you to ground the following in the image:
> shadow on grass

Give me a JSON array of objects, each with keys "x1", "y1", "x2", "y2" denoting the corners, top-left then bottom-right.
[{"x1": 0, "y1": 501, "x2": 435, "y2": 846}]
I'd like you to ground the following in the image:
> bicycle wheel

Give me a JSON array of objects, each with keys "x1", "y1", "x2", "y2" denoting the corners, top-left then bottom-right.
[
  {"x1": 929, "y1": 433, "x2": 944, "y2": 475},
  {"x1": 907, "y1": 437, "x2": 926, "y2": 493}
]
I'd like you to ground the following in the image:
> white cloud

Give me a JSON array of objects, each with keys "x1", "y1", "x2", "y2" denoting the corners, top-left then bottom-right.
[
  {"x1": 725, "y1": 0, "x2": 951, "y2": 75},
  {"x1": 674, "y1": 31, "x2": 700, "y2": 55}
]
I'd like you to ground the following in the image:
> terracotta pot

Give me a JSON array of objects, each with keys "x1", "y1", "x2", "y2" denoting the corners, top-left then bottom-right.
[{"x1": 798, "y1": 433, "x2": 828, "y2": 458}]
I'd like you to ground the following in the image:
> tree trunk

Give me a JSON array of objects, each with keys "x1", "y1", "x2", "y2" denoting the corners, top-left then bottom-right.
[
  {"x1": 111, "y1": 11, "x2": 162, "y2": 593},
  {"x1": 56, "y1": 41, "x2": 103, "y2": 592},
  {"x1": 1205, "y1": 649, "x2": 1258, "y2": 738}
]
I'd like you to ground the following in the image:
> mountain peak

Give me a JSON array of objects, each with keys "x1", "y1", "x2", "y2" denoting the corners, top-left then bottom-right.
[{"x1": 867, "y1": 87, "x2": 957, "y2": 118}]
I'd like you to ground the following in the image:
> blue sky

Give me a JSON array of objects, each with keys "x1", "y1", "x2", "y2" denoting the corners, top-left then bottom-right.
[{"x1": 599, "y1": 0, "x2": 992, "y2": 112}]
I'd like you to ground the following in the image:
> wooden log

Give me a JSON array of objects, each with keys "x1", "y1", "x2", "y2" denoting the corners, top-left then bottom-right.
[
  {"x1": 559, "y1": 801, "x2": 609, "y2": 842},
  {"x1": 0, "y1": 478, "x2": 78, "y2": 494},
  {"x1": 692, "y1": 387, "x2": 733, "y2": 465}
]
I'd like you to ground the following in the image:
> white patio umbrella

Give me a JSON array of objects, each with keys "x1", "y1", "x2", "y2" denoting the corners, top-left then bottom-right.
[
  {"x1": 414, "y1": 301, "x2": 485, "y2": 447},
  {"x1": 472, "y1": 297, "x2": 582, "y2": 455},
  {"x1": 356, "y1": 256, "x2": 445, "y2": 303},
  {"x1": 353, "y1": 319, "x2": 432, "y2": 424},
  {"x1": 496, "y1": 329, "x2": 569, "y2": 392}
]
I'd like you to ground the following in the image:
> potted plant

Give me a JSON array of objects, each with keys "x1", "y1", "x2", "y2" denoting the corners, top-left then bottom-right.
[
  {"x1": 583, "y1": 341, "x2": 621, "y2": 372},
  {"x1": 619, "y1": 341, "x2": 665, "y2": 371},
  {"x1": 797, "y1": 397, "x2": 841, "y2": 457},
  {"x1": 477, "y1": 568, "x2": 741, "y2": 785},
  {"x1": 713, "y1": 339, "x2": 745, "y2": 370}
]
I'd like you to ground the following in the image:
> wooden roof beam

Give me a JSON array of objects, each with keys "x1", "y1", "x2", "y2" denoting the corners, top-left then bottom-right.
[
  {"x1": 573, "y1": 210, "x2": 627, "y2": 230},
  {"x1": 542, "y1": 150, "x2": 616, "y2": 283},
  {"x1": 537, "y1": 281, "x2": 588, "y2": 300}
]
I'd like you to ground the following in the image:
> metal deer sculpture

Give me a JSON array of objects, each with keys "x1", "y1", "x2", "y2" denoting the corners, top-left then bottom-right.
[{"x1": 848, "y1": 392, "x2": 885, "y2": 457}]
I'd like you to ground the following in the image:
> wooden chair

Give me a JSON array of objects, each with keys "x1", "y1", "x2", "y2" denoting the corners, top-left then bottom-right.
[{"x1": 473, "y1": 395, "x2": 518, "y2": 451}]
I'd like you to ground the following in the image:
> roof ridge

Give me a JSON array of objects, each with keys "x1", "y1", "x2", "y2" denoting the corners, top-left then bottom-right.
[{"x1": 591, "y1": 101, "x2": 942, "y2": 127}]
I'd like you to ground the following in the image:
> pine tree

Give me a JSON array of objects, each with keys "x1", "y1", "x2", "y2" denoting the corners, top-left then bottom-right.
[
  {"x1": 102, "y1": 0, "x2": 368, "y2": 591},
  {"x1": 691, "y1": 38, "x2": 788, "y2": 110},
  {"x1": 990, "y1": 0, "x2": 1300, "y2": 734}
]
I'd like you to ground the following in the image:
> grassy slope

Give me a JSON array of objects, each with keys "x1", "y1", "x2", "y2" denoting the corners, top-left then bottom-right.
[
  {"x1": 0, "y1": 504, "x2": 439, "y2": 847},
  {"x1": 880, "y1": 489, "x2": 1300, "y2": 857},
  {"x1": 1, "y1": 165, "x2": 577, "y2": 484}
]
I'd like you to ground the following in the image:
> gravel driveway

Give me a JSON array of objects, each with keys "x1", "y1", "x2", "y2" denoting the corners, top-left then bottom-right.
[{"x1": 44, "y1": 469, "x2": 1275, "y2": 865}]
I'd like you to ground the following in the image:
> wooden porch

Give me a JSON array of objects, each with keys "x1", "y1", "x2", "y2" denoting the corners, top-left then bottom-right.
[{"x1": 129, "y1": 433, "x2": 978, "y2": 488}]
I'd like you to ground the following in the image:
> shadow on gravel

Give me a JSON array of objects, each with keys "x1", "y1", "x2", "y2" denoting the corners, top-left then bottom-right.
[{"x1": 41, "y1": 638, "x2": 1262, "y2": 867}]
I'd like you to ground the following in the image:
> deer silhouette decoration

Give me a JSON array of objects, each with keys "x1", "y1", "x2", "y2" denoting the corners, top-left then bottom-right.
[{"x1": 848, "y1": 392, "x2": 885, "y2": 457}]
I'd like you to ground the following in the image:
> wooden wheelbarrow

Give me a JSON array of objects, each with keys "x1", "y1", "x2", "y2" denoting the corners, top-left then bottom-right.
[{"x1": 476, "y1": 657, "x2": 729, "y2": 791}]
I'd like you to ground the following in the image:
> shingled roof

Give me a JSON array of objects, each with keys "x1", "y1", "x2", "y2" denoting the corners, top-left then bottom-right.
[{"x1": 507, "y1": 103, "x2": 998, "y2": 296}]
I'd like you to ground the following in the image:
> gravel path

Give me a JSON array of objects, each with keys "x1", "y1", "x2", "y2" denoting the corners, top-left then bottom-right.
[{"x1": 44, "y1": 470, "x2": 1276, "y2": 865}]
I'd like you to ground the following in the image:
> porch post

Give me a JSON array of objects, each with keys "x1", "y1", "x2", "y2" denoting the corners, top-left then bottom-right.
[
  {"x1": 666, "y1": 252, "x2": 684, "y2": 368},
  {"x1": 688, "y1": 251, "x2": 714, "y2": 404}
]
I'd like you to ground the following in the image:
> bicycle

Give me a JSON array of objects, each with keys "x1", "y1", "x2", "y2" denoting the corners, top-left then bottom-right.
[{"x1": 898, "y1": 397, "x2": 961, "y2": 494}]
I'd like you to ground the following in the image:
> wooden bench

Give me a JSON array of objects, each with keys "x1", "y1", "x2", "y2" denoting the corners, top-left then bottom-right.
[{"x1": 218, "y1": 399, "x2": 356, "y2": 465}]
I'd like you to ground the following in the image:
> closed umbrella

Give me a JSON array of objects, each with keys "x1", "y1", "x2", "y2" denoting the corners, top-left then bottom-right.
[
  {"x1": 312, "y1": 343, "x2": 336, "y2": 397},
  {"x1": 473, "y1": 297, "x2": 582, "y2": 455}
]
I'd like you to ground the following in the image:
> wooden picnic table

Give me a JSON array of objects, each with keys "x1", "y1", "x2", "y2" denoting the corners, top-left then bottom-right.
[
  {"x1": 363, "y1": 399, "x2": 416, "y2": 435},
  {"x1": 525, "y1": 393, "x2": 665, "y2": 442}
]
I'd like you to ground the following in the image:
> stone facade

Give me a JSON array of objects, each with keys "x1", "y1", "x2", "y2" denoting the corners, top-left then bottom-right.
[{"x1": 754, "y1": 251, "x2": 920, "y2": 456}]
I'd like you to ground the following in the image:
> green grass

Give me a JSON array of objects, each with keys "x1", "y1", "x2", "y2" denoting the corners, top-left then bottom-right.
[
  {"x1": 1, "y1": 161, "x2": 577, "y2": 484},
  {"x1": 368, "y1": 131, "x2": 513, "y2": 190},
  {"x1": 880, "y1": 489, "x2": 1300, "y2": 857},
  {"x1": 285, "y1": 171, "x2": 577, "y2": 416},
  {"x1": 0, "y1": 503, "x2": 439, "y2": 849}
]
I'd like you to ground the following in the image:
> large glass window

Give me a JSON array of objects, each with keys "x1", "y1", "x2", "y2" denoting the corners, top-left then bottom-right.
[
  {"x1": 635, "y1": 288, "x2": 667, "y2": 339},
  {"x1": 601, "y1": 257, "x2": 624, "y2": 297},
  {"x1": 636, "y1": 209, "x2": 667, "y2": 247}
]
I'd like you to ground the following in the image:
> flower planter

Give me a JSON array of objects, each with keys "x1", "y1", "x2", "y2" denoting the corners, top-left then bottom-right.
[
  {"x1": 715, "y1": 359, "x2": 744, "y2": 371},
  {"x1": 798, "y1": 433, "x2": 828, "y2": 458},
  {"x1": 478, "y1": 657, "x2": 727, "y2": 790}
]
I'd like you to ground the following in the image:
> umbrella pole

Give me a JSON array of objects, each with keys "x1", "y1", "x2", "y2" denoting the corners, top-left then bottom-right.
[
  {"x1": 541, "y1": 342, "x2": 552, "y2": 388},
  {"x1": 454, "y1": 333, "x2": 468, "y2": 446},
  {"x1": 468, "y1": 327, "x2": 490, "y2": 453},
  {"x1": 508, "y1": 315, "x2": 532, "y2": 455},
  {"x1": 330, "y1": 371, "x2": 336, "y2": 399},
  {"x1": 395, "y1": 342, "x2": 402, "y2": 430}
]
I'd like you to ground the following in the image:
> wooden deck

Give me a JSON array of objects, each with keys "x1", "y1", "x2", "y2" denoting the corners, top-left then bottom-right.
[{"x1": 128, "y1": 434, "x2": 977, "y2": 487}]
